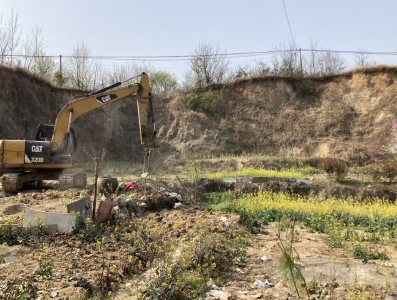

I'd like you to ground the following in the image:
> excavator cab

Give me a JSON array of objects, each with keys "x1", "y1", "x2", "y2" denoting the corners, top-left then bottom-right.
[{"x1": 35, "y1": 124, "x2": 55, "y2": 141}]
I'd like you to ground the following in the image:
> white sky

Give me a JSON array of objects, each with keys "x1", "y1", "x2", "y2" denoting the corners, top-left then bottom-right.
[{"x1": 1, "y1": 0, "x2": 397, "y2": 79}]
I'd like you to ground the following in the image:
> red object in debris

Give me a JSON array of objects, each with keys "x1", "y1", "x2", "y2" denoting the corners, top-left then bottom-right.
[{"x1": 124, "y1": 182, "x2": 137, "y2": 191}]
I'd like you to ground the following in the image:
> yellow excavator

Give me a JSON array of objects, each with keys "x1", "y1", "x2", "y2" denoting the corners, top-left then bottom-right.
[{"x1": 0, "y1": 73, "x2": 162, "y2": 193}]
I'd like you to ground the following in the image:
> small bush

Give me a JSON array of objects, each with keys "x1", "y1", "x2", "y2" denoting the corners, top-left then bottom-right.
[
  {"x1": 185, "y1": 90, "x2": 217, "y2": 115},
  {"x1": 366, "y1": 161, "x2": 397, "y2": 181},
  {"x1": 318, "y1": 158, "x2": 348, "y2": 181}
]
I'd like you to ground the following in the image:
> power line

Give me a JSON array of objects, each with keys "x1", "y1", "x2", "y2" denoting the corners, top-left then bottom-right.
[
  {"x1": 2, "y1": 49, "x2": 397, "y2": 62},
  {"x1": 282, "y1": 0, "x2": 294, "y2": 41}
]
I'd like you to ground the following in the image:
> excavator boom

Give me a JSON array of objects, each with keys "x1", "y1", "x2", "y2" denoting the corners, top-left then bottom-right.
[{"x1": 51, "y1": 72, "x2": 161, "y2": 175}]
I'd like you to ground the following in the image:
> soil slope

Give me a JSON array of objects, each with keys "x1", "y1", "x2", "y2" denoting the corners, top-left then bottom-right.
[{"x1": 2, "y1": 65, "x2": 397, "y2": 164}]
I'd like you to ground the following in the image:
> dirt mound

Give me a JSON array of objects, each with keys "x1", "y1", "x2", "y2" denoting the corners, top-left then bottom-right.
[
  {"x1": 319, "y1": 185, "x2": 396, "y2": 202},
  {"x1": 198, "y1": 178, "x2": 234, "y2": 192},
  {"x1": 2, "y1": 205, "x2": 23, "y2": 215},
  {"x1": 259, "y1": 181, "x2": 311, "y2": 195}
]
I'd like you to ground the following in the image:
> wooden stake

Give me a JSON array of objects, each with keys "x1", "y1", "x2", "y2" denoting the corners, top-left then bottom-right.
[{"x1": 92, "y1": 158, "x2": 99, "y2": 220}]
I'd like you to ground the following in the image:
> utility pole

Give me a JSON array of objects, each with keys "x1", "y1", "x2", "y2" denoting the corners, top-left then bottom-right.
[
  {"x1": 59, "y1": 55, "x2": 62, "y2": 75},
  {"x1": 299, "y1": 48, "x2": 303, "y2": 78}
]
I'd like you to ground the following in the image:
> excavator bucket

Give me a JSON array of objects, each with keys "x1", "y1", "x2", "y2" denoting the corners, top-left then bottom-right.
[{"x1": 142, "y1": 148, "x2": 163, "y2": 178}]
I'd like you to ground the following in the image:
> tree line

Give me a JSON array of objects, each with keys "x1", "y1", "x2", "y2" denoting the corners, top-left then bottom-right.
[{"x1": 0, "y1": 10, "x2": 376, "y2": 94}]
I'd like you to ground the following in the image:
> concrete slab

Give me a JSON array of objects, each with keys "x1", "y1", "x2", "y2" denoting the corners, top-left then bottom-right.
[
  {"x1": 222, "y1": 178, "x2": 236, "y2": 183},
  {"x1": 67, "y1": 196, "x2": 92, "y2": 225},
  {"x1": 297, "y1": 179, "x2": 313, "y2": 185},
  {"x1": 23, "y1": 211, "x2": 75, "y2": 233}
]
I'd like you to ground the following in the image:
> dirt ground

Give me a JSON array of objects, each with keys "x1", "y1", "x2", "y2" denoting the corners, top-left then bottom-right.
[{"x1": 1, "y1": 176, "x2": 397, "y2": 299}]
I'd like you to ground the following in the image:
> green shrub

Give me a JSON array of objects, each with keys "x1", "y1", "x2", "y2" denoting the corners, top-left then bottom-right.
[
  {"x1": 186, "y1": 92, "x2": 201, "y2": 109},
  {"x1": 185, "y1": 90, "x2": 217, "y2": 115}
]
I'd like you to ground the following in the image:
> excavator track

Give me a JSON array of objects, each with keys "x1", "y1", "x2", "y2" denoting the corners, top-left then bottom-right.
[
  {"x1": 58, "y1": 170, "x2": 87, "y2": 190},
  {"x1": 2, "y1": 173, "x2": 22, "y2": 193}
]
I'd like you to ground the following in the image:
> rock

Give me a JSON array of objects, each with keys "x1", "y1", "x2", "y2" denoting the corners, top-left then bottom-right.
[
  {"x1": 0, "y1": 191, "x2": 5, "y2": 198},
  {"x1": 120, "y1": 207, "x2": 130, "y2": 216},
  {"x1": 168, "y1": 130, "x2": 174, "y2": 136},
  {"x1": 116, "y1": 197, "x2": 127, "y2": 207},
  {"x1": 206, "y1": 278, "x2": 220, "y2": 290},
  {"x1": 167, "y1": 182, "x2": 175, "y2": 188},
  {"x1": 197, "y1": 184, "x2": 205, "y2": 191},
  {"x1": 126, "y1": 198, "x2": 138, "y2": 209},
  {"x1": 205, "y1": 290, "x2": 230, "y2": 300},
  {"x1": 3, "y1": 256, "x2": 17, "y2": 264},
  {"x1": 334, "y1": 287, "x2": 347, "y2": 297},
  {"x1": 275, "y1": 280, "x2": 286, "y2": 289},
  {"x1": 125, "y1": 282, "x2": 132, "y2": 287}
]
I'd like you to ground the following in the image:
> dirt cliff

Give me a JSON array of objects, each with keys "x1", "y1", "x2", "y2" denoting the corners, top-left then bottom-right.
[
  {"x1": 156, "y1": 65, "x2": 397, "y2": 164},
  {"x1": 1, "y1": 64, "x2": 397, "y2": 164}
]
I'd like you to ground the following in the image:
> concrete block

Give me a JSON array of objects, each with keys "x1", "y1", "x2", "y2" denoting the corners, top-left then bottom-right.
[{"x1": 23, "y1": 211, "x2": 75, "y2": 233}]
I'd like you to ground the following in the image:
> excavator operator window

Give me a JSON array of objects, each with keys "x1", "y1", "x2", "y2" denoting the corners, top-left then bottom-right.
[{"x1": 35, "y1": 124, "x2": 55, "y2": 141}]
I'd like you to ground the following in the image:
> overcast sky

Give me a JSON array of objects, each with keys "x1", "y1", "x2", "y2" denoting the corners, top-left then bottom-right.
[{"x1": 1, "y1": 0, "x2": 397, "y2": 79}]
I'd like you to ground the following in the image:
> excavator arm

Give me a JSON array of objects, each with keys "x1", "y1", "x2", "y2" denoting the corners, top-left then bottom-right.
[{"x1": 51, "y1": 73, "x2": 161, "y2": 175}]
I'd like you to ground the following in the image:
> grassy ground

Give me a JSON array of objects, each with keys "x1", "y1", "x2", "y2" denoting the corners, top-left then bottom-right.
[{"x1": 205, "y1": 165, "x2": 320, "y2": 180}]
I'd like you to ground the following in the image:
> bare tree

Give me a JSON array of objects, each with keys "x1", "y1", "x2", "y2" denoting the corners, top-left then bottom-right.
[
  {"x1": 271, "y1": 39, "x2": 300, "y2": 77},
  {"x1": 0, "y1": 10, "x2": 22, "y2": 65},
  {"x1": 306, "y1": 39, "x2": 321, "y2": 76},
  {"x1": 230, "y1": 61, "x2": 270, "y2": 80},
  {"x1": 20, "y1": 25, "x2": 48, "y2": 71},
  {"x1": 304, "y1": 40, "x2": 346, "y2": 76},
  {"x1": 108, "y1": 61, "x2": 154, "y2": 84},
  {"x1": 6, "y1": 9, "x2": 22, "y2": 66},
  {"x1": 91, "y1": 57, "x2": 108, "y2": 89},
  {"x1": 67, "y1": 41, "x2": 93, "y2": 90},
  {"x1": 32, "y1": 51, "x2": 55, "y2": 79},
  {"x1": 354, "y1": 48, "x2": 370, "y2": 67},
  {"x1": 186, "y1": 41, "x2": 229, "y2": 87},
  {"x1": 319, "y1": 51, "x2": 346, "y2": 75}
]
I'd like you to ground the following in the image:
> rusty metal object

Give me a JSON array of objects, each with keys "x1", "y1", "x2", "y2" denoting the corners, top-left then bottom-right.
[{"x1": 96, "y1": 201, "x2": 114, "y2": 222}]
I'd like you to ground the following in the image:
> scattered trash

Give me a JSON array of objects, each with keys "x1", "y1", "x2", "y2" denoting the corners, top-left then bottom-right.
[
  {"x1": 17, "y1": 192, "x2": 23, "y2": 196},
  {"x1": 174, "y1": 202, "x2": 182, "y2": 209},
  {"x1": 50, "y1": 291, "x2": 58, "y2": 298},
  {"x1": 46, "y1": 180, "x2": 58, "y2": 187},
  {"x1": 221, "y1": 216, "x2": 230, "y2": 227},
  {"x1": 206, "y1": 278, "x2": 221, "y2": 290},
  {"x1": 124, "y1": 182, "x2": 137, "y2": 191},
  {"x1": 164, "y1": 192, "x2": 183, "y2": 202},
  {"x1": 205, "y1": 290, "x2": 230, "y2": 300},
  {"x1": 260, "y1": 255, "x2": 267, "y2": 261},
  {"x1": 116, "y1": 197, "x2": 127, "y2": 207},
  {"x1": 67, "y1": 197, "x2": 92, "y2": 225},
  {"x1": 238, "y1": 291, "x2": 249, "y2": 294},
  {"x1": 160, "y1": 187, "x2": 165, "y2": 191},
  {"x1": 23, "y1": 211, "x2": 73, "y2": 233},
  {"x1": 254, "y1": 279, "x2": 274, "y2": 287},
  {"x1": 126, "y1": 198, "x2": 139, "y2": 211},
  {"x1": 2, "y1": 256, "x2": 17, "y2": 264}
]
